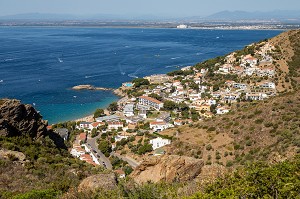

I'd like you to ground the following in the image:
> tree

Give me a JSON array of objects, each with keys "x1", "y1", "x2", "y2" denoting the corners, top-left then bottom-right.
[
  {"x1": 91, "y1": 128, "x2": 99, "y2": 138},
  {"x1": 132, "y1": 78, "x2": 150, "y2": 88},
  {"x1": 108, "y1": 102, "x2": 118, "y2": 112},
  {"x1": 148, "y1": 93, "x2": 163, "y2": 101},
  {"x1": 94, "y1": 108, "x2": 105, "y2": 118},
  {"x1": 98, "y1": 140, "x2": 112, "y2": 157},
  {"x1": 163, "y1": 100, "x2": 178, "y2": 111}
]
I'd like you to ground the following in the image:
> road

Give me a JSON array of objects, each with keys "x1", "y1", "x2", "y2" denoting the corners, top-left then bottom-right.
[
  {"x1": 87, "y1": 134, "x2": 140, "y2": 169},
  {"x1": 111, "y1": 152, "x2": 140, "y2": 168},
  {"x1": 86, "y1": 135, "x2": 113, "y2": 170}
]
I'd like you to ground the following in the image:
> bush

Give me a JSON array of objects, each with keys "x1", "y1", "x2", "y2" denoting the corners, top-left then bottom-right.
[
  {"x1": 226, "y1": 160, "x2": 234, "y2": 167},
  {"x1": 13, "y1": 189, "x2": 60, "y2": 199},
  {"x1": 206, "y1": 144, "x2": 212, "y2": 151}
]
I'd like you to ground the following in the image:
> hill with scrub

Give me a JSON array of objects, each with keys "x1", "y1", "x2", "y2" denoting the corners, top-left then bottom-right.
[{"x1": 0, "y1": 29, "x2": 299, "y2": 198}]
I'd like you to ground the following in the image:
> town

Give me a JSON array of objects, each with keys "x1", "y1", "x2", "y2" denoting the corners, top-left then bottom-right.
[{"x1": 52, "y1": 39, "x2": 283, "y2": 177}]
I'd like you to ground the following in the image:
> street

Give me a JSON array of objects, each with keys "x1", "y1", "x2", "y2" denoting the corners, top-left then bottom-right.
[{"x1": 86, "y1": 134, "x2": 113, "y2": 170}]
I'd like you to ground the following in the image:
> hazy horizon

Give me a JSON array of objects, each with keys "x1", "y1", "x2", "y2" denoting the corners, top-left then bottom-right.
[{"x1": 0, "y1": 0, "x2": 300, "y2": 18}]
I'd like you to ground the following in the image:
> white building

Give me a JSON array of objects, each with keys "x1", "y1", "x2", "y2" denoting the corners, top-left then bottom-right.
[
  {"x1": 150, "y1": 137, "x2": 171, "y2": 150},
  {"x1": 123, "y1": 103, "x2": 135, "y2": 117},
  {"x1": 150, "y1": 121, "x2": 169, "y2": 132},
  {"x1": 79, "y1": 122, "x2": 91, "y2": 129},
  {"x1": 138, "y1": 96, "x2": 163, "y2": 110},
  {"x1": 259, "y1": 81, "x2": 276, "y2": 89},
  {"x1": 177, "y1": 24, "x2": 188, "y2": 29},
  {"x1": 107, "y1": 121, "x2": 123, "y2": 130},
  {"x1": 216, "y1": 106, "x2": 230, "y2": 115}
]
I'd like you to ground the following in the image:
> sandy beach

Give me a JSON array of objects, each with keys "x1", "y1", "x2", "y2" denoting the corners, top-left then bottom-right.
[{"x1": 74, "y1": 95, "x2": 128, "y2": 122}]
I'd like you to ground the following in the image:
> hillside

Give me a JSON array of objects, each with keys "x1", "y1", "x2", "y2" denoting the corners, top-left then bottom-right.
[
  {"x1": 0, "y1": 29, "x2": 299, "y2": 198},
  {"x1": 159, "y1": 30, "x2": 300, "y2": 167},
  {"x1": 0, "y1": 99, "x2": 106, "y2": 198}
]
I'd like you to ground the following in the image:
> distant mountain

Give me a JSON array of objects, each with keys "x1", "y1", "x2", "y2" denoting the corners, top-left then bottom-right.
[
  {"x1": 0, "y1": 13, "x2": 80, "y2": 20},
  {"x1": 204, "y1": 10, "x2": 300, "y2": 22},
  {"x1": 0, "y1": 13, "x2": 167, "y2": 22}
]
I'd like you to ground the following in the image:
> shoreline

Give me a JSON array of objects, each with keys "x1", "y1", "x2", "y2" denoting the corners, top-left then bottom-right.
[{"x1": 74, "y1": 93, "x2": 127, "y2": 123}]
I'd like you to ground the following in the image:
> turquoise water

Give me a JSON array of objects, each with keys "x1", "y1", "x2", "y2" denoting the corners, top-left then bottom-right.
[{"x1": 0, "y1": 27, "x2": 283, "y2": 124}]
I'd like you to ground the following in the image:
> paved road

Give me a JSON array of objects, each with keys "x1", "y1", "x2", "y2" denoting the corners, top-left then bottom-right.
[
  {"x1": 111, "y1": 152, "x2": 140, "y2": 168},
  {"x1": 86, "y1": 135, "x2": 113, "y2": 170}
]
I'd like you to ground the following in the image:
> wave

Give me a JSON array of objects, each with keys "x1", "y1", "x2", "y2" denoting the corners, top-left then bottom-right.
[{"x1": 3, "y1": 58, "x2": 16, "y2": 62}]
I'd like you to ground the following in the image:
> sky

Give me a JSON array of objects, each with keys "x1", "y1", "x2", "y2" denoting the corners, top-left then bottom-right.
[{"x1": 0, "y1": 0, "x2": 300, "y2": 18}]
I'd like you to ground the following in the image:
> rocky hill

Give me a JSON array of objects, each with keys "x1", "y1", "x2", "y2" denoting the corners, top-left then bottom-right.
[{"x1": 0, "y1": 99, "x2": 47, "y2": 138}]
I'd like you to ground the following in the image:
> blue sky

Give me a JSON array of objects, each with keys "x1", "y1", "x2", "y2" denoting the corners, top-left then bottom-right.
[{"x1": 0, "y1": 0, "x2": 299, "y2": 17}]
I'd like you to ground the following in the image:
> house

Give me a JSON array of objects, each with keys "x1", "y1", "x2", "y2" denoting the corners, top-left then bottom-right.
[
  {"x1": 54, "y1": 128, "x2": 69, "y2": 141},
  {"x1": 149, "y1": 121, "x2": 169, "y2": 132},
  {"x1": 88, "y1": 122, "x2": 104, "y2": 130},
  {"x1": 123, "y1": 103, "x2": 135, "y2": 117},
  {"x1": 78, "y1": 133, "x2": 87, "y2": 143},
  {"x1": 218, "y1": 64, "x2": 233, "y2": 73},
  {"x1": 233, "y1": 83, "x2": 248, "y2": 90},
  {"x1": 138, "y1": 96, "x2": 163, "y2": 111},
  {"x1": 95, "y1": 115, "x2": 120, "y2": 122},
  {"x1": 107, "y1": 121, "x2": 123, "y2": 130},
  {"x1": 114, "y1": 135, "x2": 128, "y2": 142},
  {"x1": 258, "y1": 81, "x2": 276, "y2": 89},
  {"x1": 246, "y1": 93, "x2": 267, "y2": 101},
  {"x1": 243, "y1": 55, "x2": 258, "y2": 66},
  {"x1": 174, "y1": 119, "x2": 183, "y2": 126},
  {"x1": 150, "y1": 137, "x2": 171, "y2": 150},
  {"x1": 216, "y1": 106, "x2": 230, "y2": 114},
  {"x1": 189, "y1": 93, "x2": 201, "y2": 101},
  {"x1": 79, "y1": 122, "x2": 91, "y2": 129},
  {"x1": 114, "y1": 170, "x2": 126, "y2": 178},
  {"x1": 71, "y1": 144, "x2": 85, "y2": 157}
]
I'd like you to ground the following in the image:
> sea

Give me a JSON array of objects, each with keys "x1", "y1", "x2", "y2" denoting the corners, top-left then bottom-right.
[{"x1": 0, "y1": 27, "x2": 283, "y2": 124}]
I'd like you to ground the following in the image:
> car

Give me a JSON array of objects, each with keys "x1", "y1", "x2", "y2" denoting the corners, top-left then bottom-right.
[
  {"x1": 97, "y1": 154, "x2": 100, "y2": 158},
  {"x1": 93, "y1": 149, "x2": 97, "y2": 153}
]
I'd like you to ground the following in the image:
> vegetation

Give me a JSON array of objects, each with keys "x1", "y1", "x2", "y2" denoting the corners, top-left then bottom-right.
[
  {"x1": 132, "y1": 78, "x2": 150, "y2": 88},
  {"x1": 107, "y1": 102, "x2": 118, "y2": 112},
  {"x1": 94, "y1": 108, "x2": 105, "y2": 118},
  {"x1": 0, "y1": 135, "x2": 103, "y2": 198}
]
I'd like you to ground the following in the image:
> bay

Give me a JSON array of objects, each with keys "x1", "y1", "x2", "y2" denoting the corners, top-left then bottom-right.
[{"x1": 0, "y1": 27, "x2": 283, "y2": 124}]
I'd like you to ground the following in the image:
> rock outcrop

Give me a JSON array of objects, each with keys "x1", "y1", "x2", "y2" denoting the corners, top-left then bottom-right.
[
  {"x1": 78, "y1": 173, "x2": 117, "y2": 192},
  {"x1": 72, "y1": 84, "x2": 113, "y2": 91},
  {"x1": 0, "y1": 99, "x2": 47, "y2": 138},
  {"x1": 130, "y1": 155, "x2": 204, "y2": 184}
]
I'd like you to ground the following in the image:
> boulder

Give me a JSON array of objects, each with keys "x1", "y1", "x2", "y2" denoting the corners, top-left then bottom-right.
[
  {"x1": 130, "y1": 155, "x2": 204, "y2": 184},
  {"x1": 78, "y1": 173, "x2": 117, "y2": 192}
]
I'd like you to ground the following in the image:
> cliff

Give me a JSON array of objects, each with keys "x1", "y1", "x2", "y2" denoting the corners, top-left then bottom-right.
[{"x1": 0, "y1": 99, "x2": 47, "y2": 138}]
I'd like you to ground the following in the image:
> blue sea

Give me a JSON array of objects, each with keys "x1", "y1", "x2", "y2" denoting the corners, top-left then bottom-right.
[{"x1": 0, "y1": 27, "x2": 283, "y2": 124}]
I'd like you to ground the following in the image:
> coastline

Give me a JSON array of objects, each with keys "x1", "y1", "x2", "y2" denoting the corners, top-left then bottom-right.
[{"x1": 74, "y1": 90, "x2": 127, "y2": 123}]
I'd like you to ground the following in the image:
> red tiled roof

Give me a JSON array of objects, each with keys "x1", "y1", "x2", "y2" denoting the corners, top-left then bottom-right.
[
  {"x1": 79, "y1": 133, "x2": 87, "y2": 141},
  {"x1": 115, "y1": 169, "x2": 125, "y2": 175},
  {"x1": 150, "y1": 121, "x2": 166, "y2": 125},
  {"x1": 139, "y1": 96, "x2": 163, "y2": 104}
]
